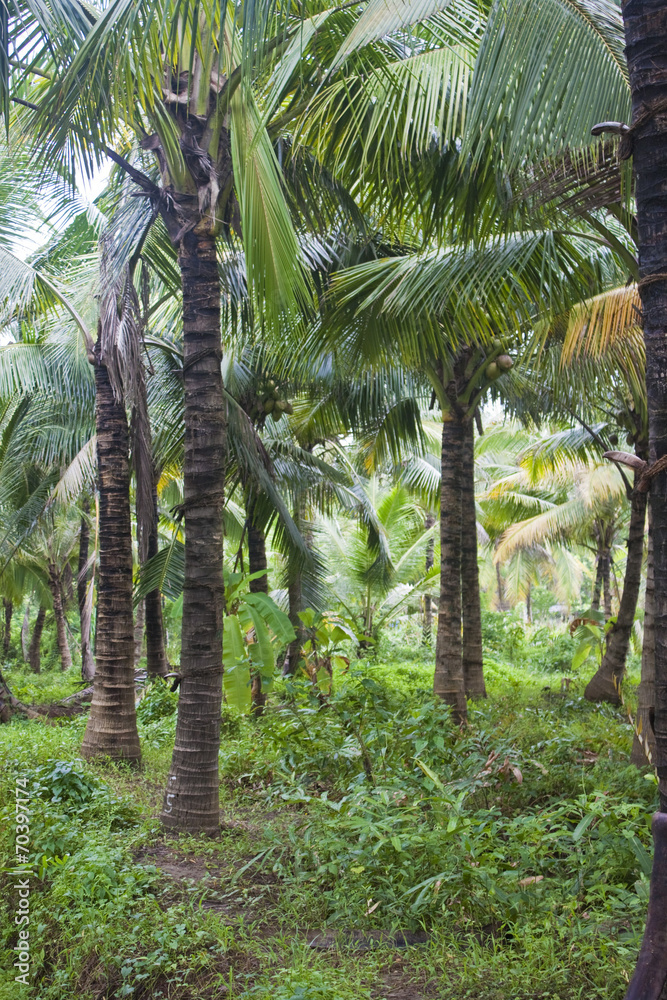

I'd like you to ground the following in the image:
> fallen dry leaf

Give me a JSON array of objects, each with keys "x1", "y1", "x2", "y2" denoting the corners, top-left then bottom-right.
[{"x1": 518, "y1": 875, "x2": 544, "y2": 887}]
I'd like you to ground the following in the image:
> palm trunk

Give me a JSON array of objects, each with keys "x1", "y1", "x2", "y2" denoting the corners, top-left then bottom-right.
[
  {"x1": 28, "y1": 606, "x2": 46, "y2": 673},
  {"x1": 591, "y1": 545, "x2": 604, "y2": 612},
  {"x1": 145, "y1": 487, "x2": 168, "y2": 677},
  {"x1": 495, "y1": 561, "x2": 508, "y2": 611},
  {"x1": 133, "y1": 599, "x2": 146, "y2": 665},
  {"x1": 422, "y1": 514, "x2": 436, "y2": 646},
  {"x1": 632, "y1": 519, "x2": 656, "y2": 766},
  {"x1": 617, "y1": 5, "x2": 667, "y2": 997},
  {"x1": 526, "y1": 582, "x2": 532, "y2": 623},
  {"x1": 20, "y1": 606, "x2": 30, "y2": 662},
  {"x1": 461, "y1": 419, "x2": 486, "y2": 699},
  {"x1": 601, "y1": 547, "x2": 613, "y2": 619},
  {"x1": 48, "y1": 567, "x2": 72, "y2": 671},
  {"x1": 585, "y1": 481, "x2": 647, "y2": 704},
  {"x1": 2, "y1": 599, "x2": 12, "y2": 656},
  {"x1": 283, "y1": 495, "x2": 308, "y2": 676},
  {"x1": 160, "y1": 230, "x2": 225, "y2": 834},
  {"x1": 77, "y1": 500, "x2": 95, "y2": 681},
  {"x1": 81, "y1": 340, "x2": 141, "y2": 764},
  {"x1": 434, "y1": 412, "x2": 467, "y2": 723},
  {"x1": 248, "y1": 502, "x2": 268, "y2": 714}
]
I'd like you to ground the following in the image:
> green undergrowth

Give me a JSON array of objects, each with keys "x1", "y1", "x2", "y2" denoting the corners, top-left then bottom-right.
[{"x1": 0, "y1": 624, "x2": 654, "y2": 1000}]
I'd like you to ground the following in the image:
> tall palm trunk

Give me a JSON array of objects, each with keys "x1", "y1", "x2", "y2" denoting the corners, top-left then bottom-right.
[
  {"x1": 145, "y1": 486, "x2": 168, "y2": 677},
  {"x1": 133, "y1": 599, "x2": 146, "y2": 665},
  {"x1": 632, "y1": 519, "x2": 656, "y2": 765},
  {"x1": 616, "y1": 5, "x2": 667, "y2": 997},
  {"x1": 585, "y1": 479, "x2": 647, "y2": 704},
  {"x1": 422, "y1": 513, "x2": 436, "y2": 645},
  {"x1": 601, "y1": 547, "x2": 613, "y2": 619},
  {"x1": 248, "y1": 502, "x2": 268, "y2": 714},
  {"x1": 28, "y1": 606, "x2": 46, "y2": 673},
  {"x1": 434, "y1": 413, "x2": 467, "y2": 723},
  {"x1": 2, "y1": 599, "x2": 12, "y2": 656},
  {"x1": 160, "y1": 230, "x2": 225, "y2": 834},
  {"x1": 283, "y1": 494, "x2": 308, "y2": 676},
  {"x1": 77, "y1": 500, "x2": 95, "y2": 681},
  {"x1": 81, "y1": 341, "x2": 141, "y2": 764},
  {"x1": 461, "y1": 419, "x2": 486, "y2": 699},
  {"x1": 48, "y1": 567, "x2": 72, "y2": 671},
  {"x1": 591, "y1": 543, "x2": 604, "y2": 611},
  {"x1": 248, "y1": 517, "x2": 268, "y2": 594}
]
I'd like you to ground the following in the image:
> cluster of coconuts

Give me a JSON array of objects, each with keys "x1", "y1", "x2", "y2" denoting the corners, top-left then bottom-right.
[
  {"x1": 259, "y1": 379, "x2": 294, "y2": 422},
  {"x1": 485, "y1": 340, "x2": 514, "y2": 381}
]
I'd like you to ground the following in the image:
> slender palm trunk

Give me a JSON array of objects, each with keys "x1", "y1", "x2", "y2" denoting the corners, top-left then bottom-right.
[
  {"x1": 133, "y1": 599, "x2": 146, "y2": 665},
  {"x1": 585, "y1": 481, "x2": 647, "y2": 704},
  {"x1": 77, "y1": 500, "x2": 95, "y2": 681},
  {"x1": 461, "y1": 419, "x2": 486, "y2": 699},
  {"x1": 248, "y1": 518, "x2": 268, "y2": 594},
  {"x1": 2, "y1": 599, "x2": 12, "y2": 657},
  {"x1": 591, "y1": 544, "x2": 604, "y2": 612},
  {"x1": 422, "y1": 514, "x2": 436, "y2": 646},
  {"x1": 283, "y1": 495, "x2": 308, "y2": 676},
  {"x1": 601, "y1": 548, "x2": 613, "y2": 619},
  {"x1": 28, "y1": 606, "x2": 46, "y2": 673},
  {"x1": 48, "y1": 567, "x2": 72, "y2": 671},
  {"x1": 20, "y1": 606, "x2": 30, "y2": 662},
  {"x1": 248, "y1": 503, "x2": 268, "y2": 714},
  {"x1": 160, "y1": 231, "x2": 225, "y2": 834},
  {"x1": 434, "y1": 413, "x2": 467, "y2": 723},
  {"x1": 633, "y1": 520, "x2": 656, "y2": 765},
  {"x1": 495, "y1": 561, "x2": 508, "y2": 611},
  {"x1": 617, "y1": 6, "x2": 667, "y2": 997},
  {"x1": 145, "y1": 487, "x2": 168, "y2": 677},
  {"x1": 81, "y1": 341, "x2": 141, "y2": 764}
]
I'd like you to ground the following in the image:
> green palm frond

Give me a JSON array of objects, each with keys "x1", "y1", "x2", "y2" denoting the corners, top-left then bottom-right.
[{"x1": 465, "y1": 0, "x2": 629, "y2": 169}]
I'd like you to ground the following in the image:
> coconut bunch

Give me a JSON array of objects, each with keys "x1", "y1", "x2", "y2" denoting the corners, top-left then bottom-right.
[
  {"x1": 253, "y1": 379, "x2": 294, "y2": 423},
  {"x1": 485, "y1": 339, "x2": 514, "y2": 381}
]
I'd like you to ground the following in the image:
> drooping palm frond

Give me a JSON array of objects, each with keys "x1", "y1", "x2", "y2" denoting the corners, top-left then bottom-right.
[{"x1": 464, "y1": 0, "x2": 629, "y2": 170}]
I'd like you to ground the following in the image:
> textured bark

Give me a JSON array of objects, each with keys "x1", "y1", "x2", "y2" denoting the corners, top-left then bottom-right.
[
  {"x1": 434, "y1": 414, "x2": 467, "y2": 723},
  {"x1": 133, "y1": 599, "x2": 146, "y2": 665},
  {"x1": 160, "y1": 230, "x2": 225, "y2": 834},
  {"x1": 461, "y1": 420, "x2": 486, "y2": 699},
  {"x1": 585, "y1": 482, "x2": 647, "y2": 703},
  {"x1": 422, "y1": 513, "x2": 436, "y2": 646},
  {"x1": 591, "y1": 544, "x2": 604, "y2": 611},
  {"x1": 28, "y1": 606, "x2": 46, "y2": 673},
  {"x1": 248, "y1": 504, "x2": 268, "y2": 714},
  {"x1": 623, "y1": 0, "x2": 667, "y2": 808},
  {"x1": 248, "y1": 518, "x2": 268, "y2": 594},
  {"x1": 77, "y1": 500, "x2": 95, "y2": 681},
  {"x1": 633, "y1": 521, "x2": 657, "y2": 765},
  {"x1": 81, "y1": 342, "x2": 141, "y2": 764},
  {"x1": 619, "y1": 4, "x2": 667, "y2": 997},
  {"x1": 601, "y1": 548, "x2": 613, "y2": 620},
  {"x1": 48, "y1": 567, "x2": 72, "y2": 671},
  {"x1": 2, "y1": 599, "x2": 11, "y2": 656},
  {"x1": 145, "y1": 488, "x2": 168, "y2": 677}
]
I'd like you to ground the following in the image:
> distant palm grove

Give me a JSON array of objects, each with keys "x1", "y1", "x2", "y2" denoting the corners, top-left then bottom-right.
[{"x1": 1, "y1": 0, "x2": 667, "y2": 998}]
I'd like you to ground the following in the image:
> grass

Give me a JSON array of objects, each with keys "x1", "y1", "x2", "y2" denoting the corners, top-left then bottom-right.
[{"x1": 0, "y1": 617, "x2": 654, "y2": 1000}]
